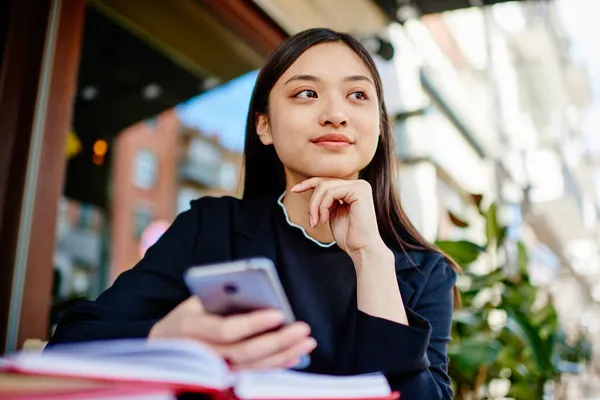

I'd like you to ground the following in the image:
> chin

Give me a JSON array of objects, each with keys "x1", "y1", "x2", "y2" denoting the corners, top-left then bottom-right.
[
  {"x1": 283, "y1": 152, "x2": 371, "y2": 180},
  {"x1": 305, "y1": 162, "x2": 364, "y2": 180}
]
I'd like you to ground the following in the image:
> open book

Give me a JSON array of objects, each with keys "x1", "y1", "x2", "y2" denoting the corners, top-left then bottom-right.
[
  {"x1": 0, "y1": 373, "x2": 176, "y2": 400},
  {"x1": 2, "y1": 339, "x2": 398, "y2": 400}
]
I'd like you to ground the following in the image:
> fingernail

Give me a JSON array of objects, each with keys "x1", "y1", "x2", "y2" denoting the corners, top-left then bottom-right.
[
  {"x1": 294, "y1": 354, "x2": 311, "y2": 369},
  {"x1": 309, "y1": 216, "x2": 315, "y2": 228},
  {"x1": 286, "y1": 358, "x2": 300, "y2": 368},
  {"x1": 302, "y1": 338, "x2": 317, "y2": 353},
  {"x1": 290, "y1": 184, "x2": 299, "y2": 192}
]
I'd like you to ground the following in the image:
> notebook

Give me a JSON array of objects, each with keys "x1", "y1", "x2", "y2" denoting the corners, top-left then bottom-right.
[
  {"x1": 2, "y1": 339, "x2": 399, "y2": 400},
  {"x1": 0, "y1": 373, "x2": 177, "y2": 399}
]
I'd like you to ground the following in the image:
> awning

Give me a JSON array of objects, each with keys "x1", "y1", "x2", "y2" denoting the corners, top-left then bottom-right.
[
  {"x1": 374, "y1": 0, "x2": 525, "y2": 18},
  {"x1": 253, "y1": 0, "x2": 390, "y2": 35}
]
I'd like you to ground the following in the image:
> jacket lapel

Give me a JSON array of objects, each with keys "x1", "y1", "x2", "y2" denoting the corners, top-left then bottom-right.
[{"x1": 230, "y1": 192, "x2": 280, "y2": 264}]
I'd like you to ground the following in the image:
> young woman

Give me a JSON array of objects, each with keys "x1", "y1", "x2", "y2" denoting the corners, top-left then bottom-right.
[{"x1": 50, "y1": 28, "x2": 460, "y2": 399}]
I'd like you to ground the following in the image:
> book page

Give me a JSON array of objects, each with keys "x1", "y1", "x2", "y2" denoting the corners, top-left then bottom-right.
[{"x1": 234, "y1": 370, "x2": 392, "y2": 399}]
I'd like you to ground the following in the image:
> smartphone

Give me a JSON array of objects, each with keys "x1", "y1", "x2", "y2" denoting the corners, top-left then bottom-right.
[
  {"x1": 184, "y1": 258, "x2": 310, "y2": 369},
  {"x1": 184, "y1": 258, "x2": 296, "y2": 323}
]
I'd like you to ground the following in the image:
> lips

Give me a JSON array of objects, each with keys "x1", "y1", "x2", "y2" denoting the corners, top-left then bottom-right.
[
  {"x1": 311, "y1": 133, "x2": 353, "y2": 151},
  {"x1": 311, "y1": 133, "x2": 352, "y2": 144}
]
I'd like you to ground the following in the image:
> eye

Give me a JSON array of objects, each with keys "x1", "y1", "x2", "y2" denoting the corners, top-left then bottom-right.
[
  {"x1": 294, "y1": 89, "x2": 318, "y2": 99},
  {"x1": 348, "y1": 91, "x2": 368, "y2": 101}
]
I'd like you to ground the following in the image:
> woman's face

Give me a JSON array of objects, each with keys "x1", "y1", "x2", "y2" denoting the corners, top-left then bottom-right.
[{"x1": 256, "y1": 42, "x2": 380, "y2": 183}]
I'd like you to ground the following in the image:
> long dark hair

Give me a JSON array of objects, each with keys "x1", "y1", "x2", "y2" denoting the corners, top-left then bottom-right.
[{"x1": 242, "y1": 28, "x2": 461, "y2": 306}]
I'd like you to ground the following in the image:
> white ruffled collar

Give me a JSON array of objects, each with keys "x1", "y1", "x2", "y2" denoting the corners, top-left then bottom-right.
[{"x1": 277, "y1": 192, "x2": 336, "y2": 248}]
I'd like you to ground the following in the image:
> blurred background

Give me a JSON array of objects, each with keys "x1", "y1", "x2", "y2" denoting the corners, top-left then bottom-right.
[{"x1": 1, "y1": 0, "x2": 600, "y2": 398}]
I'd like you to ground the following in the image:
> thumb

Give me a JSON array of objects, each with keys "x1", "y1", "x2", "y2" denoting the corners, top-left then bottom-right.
[{"x1": 180, "y1": 295, "x2": 205, "y2": 313}]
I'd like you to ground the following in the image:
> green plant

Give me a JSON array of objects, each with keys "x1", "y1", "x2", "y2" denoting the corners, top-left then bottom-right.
[{"x1": 437, "y1": 197, "x2": 591, "y2": 399}]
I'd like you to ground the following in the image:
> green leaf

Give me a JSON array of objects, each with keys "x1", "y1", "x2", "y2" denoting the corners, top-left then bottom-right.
[
  {"x1": 509, "y1": 382, "x2": 538, "y2": 399},
  {"x1": 517, "y1": 241, "x2": 528, "y2": 276},
  {"x1": 469, "y1": 268, "x2": 505, "y2": 290},
  {"x1": 486, "y1": 203, "x2": 499, "y2": 248},
  {"x1": 496, "y1": 346, "x2": 519, "y2": 368},
  {"x1": 435, "y1": 240, "x2": 484, "y2": 266},
  {"x1": 505, "y1": 307, "x2": 555, "y2": 376},
  {"x1": 497, "y1": 226, "x2": 508, "y2": 247},
  {"x1": 530, "y1": 301, "x2": 558, "y2": 328},
  {"x1": 448, "y1": 339, "x2": 501, "y2": 374},
  {"x1": 545, "y1": 330, "x2": 558, "y2": 362}
]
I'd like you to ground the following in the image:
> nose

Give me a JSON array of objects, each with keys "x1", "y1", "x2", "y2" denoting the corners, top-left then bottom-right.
[{"x1": 319, "y1": 105, "x2": 348, "y2": 127}]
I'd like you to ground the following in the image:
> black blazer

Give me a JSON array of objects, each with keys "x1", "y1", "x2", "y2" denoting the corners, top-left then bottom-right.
[{"x1": 50, "y1": 193, "x2": 456, "y2": 399}]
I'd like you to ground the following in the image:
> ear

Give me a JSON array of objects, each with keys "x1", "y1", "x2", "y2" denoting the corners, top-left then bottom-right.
[{"x1": 256, "y1": 113, "x2": 273, "y2": 145}]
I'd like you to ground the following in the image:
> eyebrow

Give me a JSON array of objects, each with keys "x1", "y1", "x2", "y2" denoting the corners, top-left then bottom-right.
[{"x1": 284, "y1": 74, "x2": 374, "y2": 86}]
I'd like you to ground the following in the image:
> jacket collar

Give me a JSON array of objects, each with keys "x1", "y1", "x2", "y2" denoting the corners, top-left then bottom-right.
[
  {"x1": 230, "y1": 191, "x2": 423, "y2": 272},
  {"x1": 395, "y1": 249, "x2": 425, "y2": 272},
  {"x1": 231, "y1": 192, "x2": 280, "y2": 263},
  {"x1": 231, "y1": 192, "x2": 279, "y2": 238}
]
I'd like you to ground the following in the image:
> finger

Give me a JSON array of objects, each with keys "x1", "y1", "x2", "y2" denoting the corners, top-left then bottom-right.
[
  {"x1": 290, "y1": 177, "x2": 322, "y2": 193},
  {"x1": 308, "y1": 182, "x2": 329, "y2": 227},
  {"x1": 190, "y1": 309, "x2": 285, "y2": 344},
  {"x1": 317, "y1": 185, "x2": 348, "y2": 224},
  {"x1": 179, "y1": 296, "x2": 205, "y2": 313},
  {"x1": 234, "y1": 337, "x2": 317, "y2": 371},
  {"x1": 222, "y1": 322, "x2": 311, "y2": 365},
  {"x1": 318, "y1": 188, "x2": 333, "y2": 225}
]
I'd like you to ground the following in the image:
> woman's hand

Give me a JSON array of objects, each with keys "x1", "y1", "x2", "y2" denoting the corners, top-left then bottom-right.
[
  {"x1": 148, "y1": 297, "x2": 317, "y2": 370},
  {"x1": 292, "y1": 178, "x2": 407, "y2": 324},
  {"x1": 291, "y1": 178, "x2": 388, "y2": 260}
]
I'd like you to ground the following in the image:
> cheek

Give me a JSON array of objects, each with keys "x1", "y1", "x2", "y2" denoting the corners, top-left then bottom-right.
[
  {"x1": 268, "y1": 118, "x2": 305, "y2": 162},
  {"x1": 268, "y1": 104, "x2": 311, "y2": 147},
  {"x1": 357, "y1": 111, "x2": 381, "y2": 148}
]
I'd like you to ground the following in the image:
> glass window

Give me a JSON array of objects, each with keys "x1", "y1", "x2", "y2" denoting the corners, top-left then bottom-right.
[
  {"x1": 133, "y1": 150, "x2": 157, "y2": 190},
  {"x1": 78, "y1": 204, "x2": 95, "y2": 230}
]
